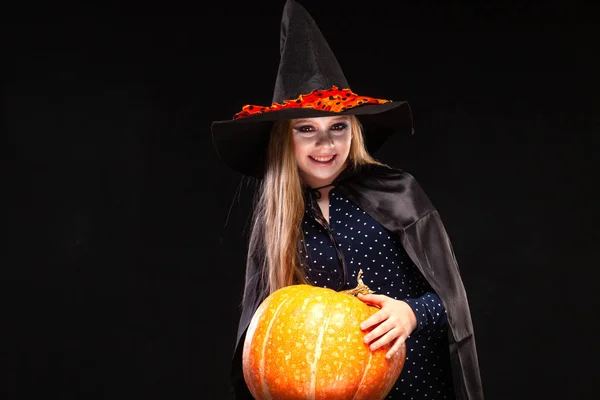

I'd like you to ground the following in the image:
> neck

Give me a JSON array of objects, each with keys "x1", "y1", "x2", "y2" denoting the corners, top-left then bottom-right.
[
  {"x1": 304, "y1": 182, "x2": 334, "y2": 200},
  {"x1": 312, "y1": 182, "x2": 334, "y2": 190},
  {"x1": 302, "y1": 163, "x2": 353, "y2": 198},
  {"x1": 314, "y1": 184, "x2": 333, "y2": 200}
]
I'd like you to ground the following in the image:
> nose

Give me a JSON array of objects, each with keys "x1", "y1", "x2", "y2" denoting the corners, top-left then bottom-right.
[{"x1": 315, "y1": 131, "x2": 334, "y2": 148}]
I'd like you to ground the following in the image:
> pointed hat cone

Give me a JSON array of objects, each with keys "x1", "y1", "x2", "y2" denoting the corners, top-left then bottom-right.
[{"x1": 272, "y1": 0, "x2": 349, "y2": 103}]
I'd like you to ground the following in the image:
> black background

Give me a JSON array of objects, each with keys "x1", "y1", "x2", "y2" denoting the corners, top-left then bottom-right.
[{"x1": 2, "y1": 1, "x2": 599, "y2": 399}]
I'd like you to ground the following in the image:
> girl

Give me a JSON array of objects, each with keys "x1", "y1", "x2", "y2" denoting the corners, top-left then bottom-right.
[{"x1": 211, "y1": 1, "x2": 484, "y2": 398}]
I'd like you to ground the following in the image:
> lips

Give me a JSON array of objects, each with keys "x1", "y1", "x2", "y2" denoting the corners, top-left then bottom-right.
[{"x1": 309, "y1": 155, "x2": 336, "y2": 163}]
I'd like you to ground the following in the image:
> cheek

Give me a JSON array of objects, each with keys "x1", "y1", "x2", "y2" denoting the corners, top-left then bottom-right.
[
  {"x1": 292, "y1": 138, "x2": 310, "y2": 161},
  {"x1": 335, "y1": 134, "x2": 352, "y2": 154}
]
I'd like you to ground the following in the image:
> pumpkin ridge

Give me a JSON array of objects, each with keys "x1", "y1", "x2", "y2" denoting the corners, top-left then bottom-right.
[
  {"x1": 260, "y1": 290, "x2": 297, "y2": 399},
  {"x1": 351, "y1": 335, "x2": 374, "y2": 400},
  {"x1": 308, "y1": 294, "x2": 332, "y2": 400}
]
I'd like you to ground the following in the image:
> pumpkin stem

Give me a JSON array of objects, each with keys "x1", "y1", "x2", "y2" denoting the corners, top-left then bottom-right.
[{"x1": 341, "y1": 269, "x2": 375, "y2": 296}]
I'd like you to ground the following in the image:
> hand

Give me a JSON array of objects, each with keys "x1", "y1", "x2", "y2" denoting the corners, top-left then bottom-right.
[{"x1": 357, "y1": 293, "x2": 417, "y2": 359}]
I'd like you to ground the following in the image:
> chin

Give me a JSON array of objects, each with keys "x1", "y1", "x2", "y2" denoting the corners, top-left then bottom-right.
[{"x1": 302, "y1": 166, "x2": 345, "y2": 187}]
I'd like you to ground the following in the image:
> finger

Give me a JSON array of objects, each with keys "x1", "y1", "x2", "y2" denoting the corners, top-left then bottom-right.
[
  {"x1": 368, "y1": 326, "x2": 400, "y2": 352},
  {"x1": 360, "y1": 310, "x2": 388, "y2": 331},
  {"x1": 357, "y1": 293, "x2": 386, "y2": 307},
  {"x1": 386, "y1": 335, "x2": 407, "y2": 359},
  {"x1": 363, "y1": 319, "x2": 393, "y2": 344}
]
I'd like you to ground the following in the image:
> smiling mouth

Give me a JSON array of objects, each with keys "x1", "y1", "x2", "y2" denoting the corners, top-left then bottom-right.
[{"x1": 309, "y1": 155, "x2": 336, "y2": 163}]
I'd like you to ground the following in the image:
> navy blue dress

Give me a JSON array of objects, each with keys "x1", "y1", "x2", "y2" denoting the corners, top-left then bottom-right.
[{"x1": 299, "y1": 188, "x2": 455, "y2": 399}]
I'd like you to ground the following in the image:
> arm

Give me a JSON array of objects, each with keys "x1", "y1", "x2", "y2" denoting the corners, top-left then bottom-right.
[
  {"x1": 402, "y1": 209, "x2": 473, "y2": 343},
  {"x1": 403, "y1": 291, "x2": 448, "y2": 335},
  {"x1": 356, "y1": 289, "x2": 447, "y2": 358}
]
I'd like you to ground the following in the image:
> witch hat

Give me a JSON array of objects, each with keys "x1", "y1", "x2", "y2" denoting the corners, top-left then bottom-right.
[{"x1": 211, "y1": 0, "x2": 413, "y2": 178}]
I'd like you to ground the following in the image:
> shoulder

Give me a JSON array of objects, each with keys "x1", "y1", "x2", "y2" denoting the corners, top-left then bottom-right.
[
  {"x1": 341, "y1": 163, "x2": 436, "y2": 224},
  {"x1": 353, "y1": 163, "x2": 423, "y2": 193}
]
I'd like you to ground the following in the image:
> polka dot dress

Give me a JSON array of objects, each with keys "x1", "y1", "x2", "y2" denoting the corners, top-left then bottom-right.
[{"x1": 300, "y1": 188, "x2": 456, "y2": 399}]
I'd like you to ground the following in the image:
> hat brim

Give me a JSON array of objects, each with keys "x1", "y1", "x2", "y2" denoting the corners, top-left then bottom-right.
[{"x1": 211, "y1": 101, "x2": 413, "y2": 178}]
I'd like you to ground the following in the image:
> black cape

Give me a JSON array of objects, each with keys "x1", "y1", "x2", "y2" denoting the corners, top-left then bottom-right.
[{"x1": 230, "y1": 164, "x2": 484, "y2": 400}]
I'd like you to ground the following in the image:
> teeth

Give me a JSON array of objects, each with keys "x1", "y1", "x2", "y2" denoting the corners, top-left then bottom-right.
[{"x1": 311, "y1": 155, "x2": 334, "y2": 162}]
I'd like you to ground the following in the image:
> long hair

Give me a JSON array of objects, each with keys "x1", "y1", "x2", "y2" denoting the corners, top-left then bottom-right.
[{"x1": 245, "y1": 115, "x2": 385, "y2": 300}]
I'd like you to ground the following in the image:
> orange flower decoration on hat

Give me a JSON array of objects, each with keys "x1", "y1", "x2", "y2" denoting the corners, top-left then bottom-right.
[{"x1": 233, "y1": 85, "x2": 391, "y2": 120}]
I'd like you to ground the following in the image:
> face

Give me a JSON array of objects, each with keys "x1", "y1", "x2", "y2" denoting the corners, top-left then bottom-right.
[{"x1": 291, "y1": 115, "x2": 352, "y2": 188}]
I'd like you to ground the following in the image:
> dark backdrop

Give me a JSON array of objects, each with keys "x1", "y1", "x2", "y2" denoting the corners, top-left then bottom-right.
[{"x1": 2, "y1": 1, "x2": 598, "y2": 399}]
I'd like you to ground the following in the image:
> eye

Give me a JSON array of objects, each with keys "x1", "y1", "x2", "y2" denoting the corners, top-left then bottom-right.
[
  {"x1": 331, "y1": 122, "x2": 348, "y2": 131},
  {"x1": 294, "y1": 125, "x2": 315, "y2": 133}
]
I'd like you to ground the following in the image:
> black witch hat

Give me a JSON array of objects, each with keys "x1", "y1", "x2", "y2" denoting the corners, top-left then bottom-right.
[{"x1": 211, "y1": 0, "x2": 414, "y2": 178}]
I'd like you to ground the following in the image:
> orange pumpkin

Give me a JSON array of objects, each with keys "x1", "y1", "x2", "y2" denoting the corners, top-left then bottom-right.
[{"x1": 242, "y1": 271, "x2": 406, "y2": 400}]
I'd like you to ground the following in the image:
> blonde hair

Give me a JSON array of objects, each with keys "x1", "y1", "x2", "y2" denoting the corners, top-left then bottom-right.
[{"x1": 246, "y1": 115, "x2": 384, "y2": 300}]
